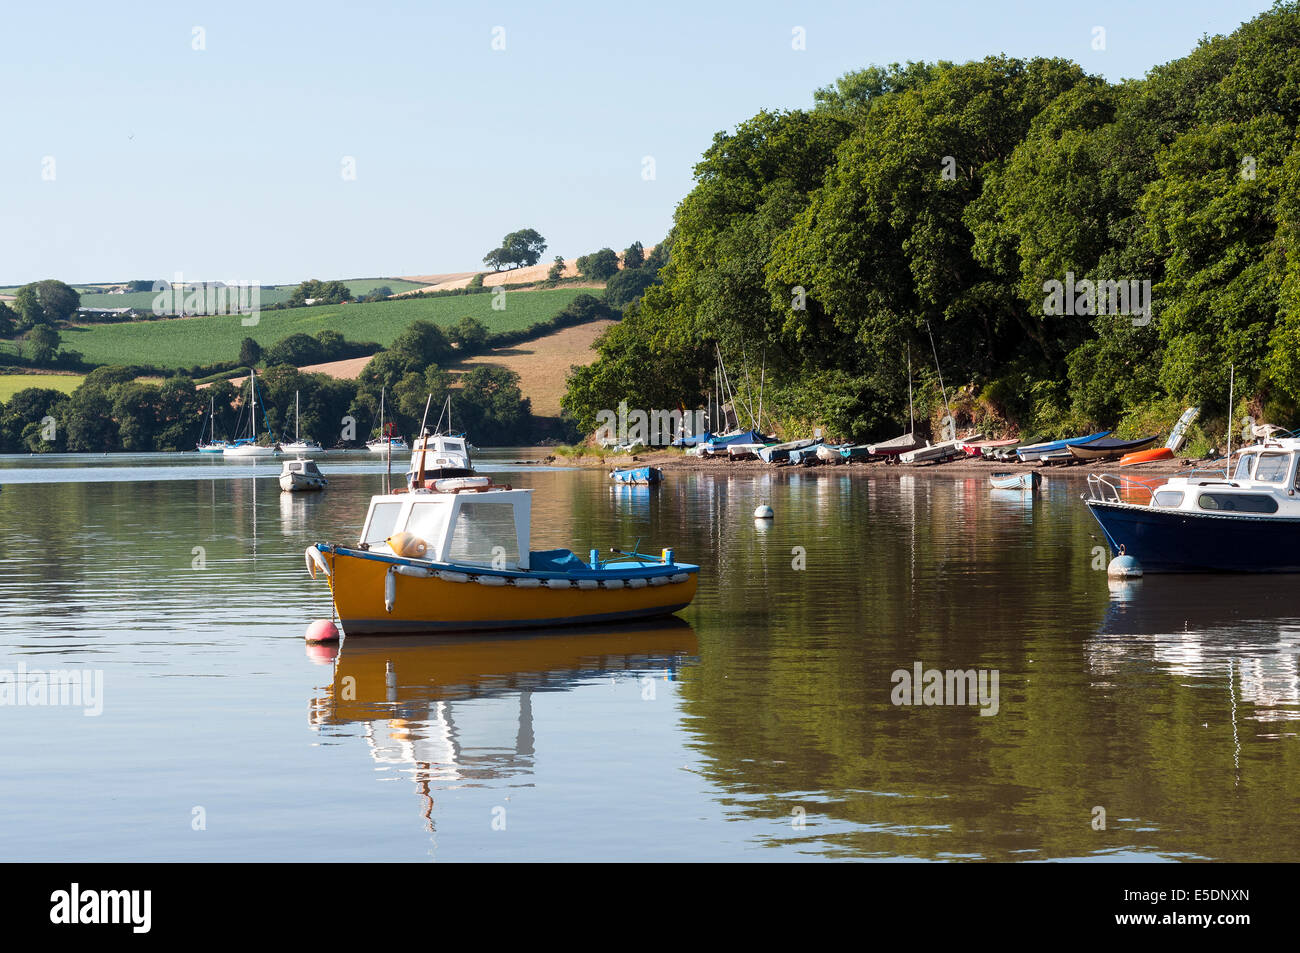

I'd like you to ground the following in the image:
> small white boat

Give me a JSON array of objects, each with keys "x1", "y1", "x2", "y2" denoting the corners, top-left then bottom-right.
[
  {"x1": 224, "y1": 440, "x2": 277, "y2": 458},
  {"x1": 366, "y1": 386, "x2": 408, "y2": 453},
  {"x1": 899, "y1": 437, "x2": 974, "y2": 465},
  {"x1": 280, "y1": 457, "x2": 328, "y2": 492},
  {"x1": 281, "y1": 391, "x2": 323, "y2": 453},
  {"x1": 197, "y1": 396, "x2": 227, "y2": 453}
]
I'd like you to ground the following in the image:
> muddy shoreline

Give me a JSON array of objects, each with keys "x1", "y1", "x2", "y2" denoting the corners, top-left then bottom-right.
[{"x1": 536, "y1": 448, "x2": 1214, "y2": 478}]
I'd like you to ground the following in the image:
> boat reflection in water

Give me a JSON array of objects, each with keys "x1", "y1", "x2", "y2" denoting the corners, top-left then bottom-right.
[
  {"x1": 1093, "y1": 575, "x2": 1300, "y2": 721},
  {"x1": 308, "y1": 621, "x2": 698, "y2": 834}
]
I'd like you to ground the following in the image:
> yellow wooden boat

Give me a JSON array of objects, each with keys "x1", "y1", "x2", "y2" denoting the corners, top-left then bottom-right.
[{"x1": 305, "y1": 477, "x2": 699, "y2": 634}]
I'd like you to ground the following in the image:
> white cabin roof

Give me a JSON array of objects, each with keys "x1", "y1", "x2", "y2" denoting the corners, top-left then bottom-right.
[{"x1": 360, "y1": 486, "x2": 533, "y2": 569}]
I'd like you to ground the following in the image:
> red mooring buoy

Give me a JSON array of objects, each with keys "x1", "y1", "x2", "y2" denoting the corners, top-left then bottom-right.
[{"x1": 305, "y1": 619, "x2": 339, "y2": 643}]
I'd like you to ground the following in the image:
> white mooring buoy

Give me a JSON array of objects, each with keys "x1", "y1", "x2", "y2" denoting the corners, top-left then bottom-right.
[
  {"x1": 1107, "y1": 545, "x2": 1142, "y2": 578},
  {"x1": 754, "y1": 504, "x2": 774, "y2": 519}
]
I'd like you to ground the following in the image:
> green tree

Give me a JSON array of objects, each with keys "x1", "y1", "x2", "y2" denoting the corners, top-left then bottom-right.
[
  {"x1": 604, "y1": 267, "x2": 659, "y2": 310},
  {"x1": 0, "y1": 387, "x2": 70, "y2": 452},
  {"x1": 14, "y1": 280, "x2": 80, "y2": 328},
  {"x1": 315, "y1": 329, "x2": 347, "y2": 361},
  {"x1": 0, "y1": 301, "x2": 16, "y2": 337},
  {"x1": 546, "y1": 256, "x2": 566, "y2": 283},
  {"x1": 576, "y1": 248, "x2": 620, "y2": 280},
  {"x1": 26, "y1": 325, "x2": 61, "y2": 365},
  {"x1": 623, "y1": 241, "x2": 644, "y2": 269},
  {"x1": 448, "y1": 316, "x2": 489, "y2": 352},
  {"x1": 239, "y1": 337, "x2": 262, "y2": 367},
  {"x1": 264, "y1": 333, "x2": 324, "y2": 367},
  {"x1": 12, "y1": 286, "x2": 45, "y2": 330}
]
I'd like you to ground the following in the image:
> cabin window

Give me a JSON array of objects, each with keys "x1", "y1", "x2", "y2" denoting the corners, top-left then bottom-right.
[
  {"x1": 405, "y1": 502, "x2": 451, "y2": 550},
  {"x1": 1233, "y1": 455, "x2": 1255, "y2": 480},
  {"x1": 1254, "y1": 453, "x2": 1289, "y2": 483},
  {"x1": 362, "y1": 502, "x2": 404, "y2": 545},
  {"x1": 447, "y1": 501, "x2": 520, "y2": 568},
  {"x1": 1197, "y1": 493, "x2": 1278, "y2": 514},
  {"x1": 1153, "y1": 490, "x2": 1184, "y2": 508}
]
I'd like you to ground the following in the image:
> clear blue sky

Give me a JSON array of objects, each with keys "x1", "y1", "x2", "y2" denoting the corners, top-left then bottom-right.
[{"x1": 0, "y1": 0, "x2": 1274, "y2": 286}]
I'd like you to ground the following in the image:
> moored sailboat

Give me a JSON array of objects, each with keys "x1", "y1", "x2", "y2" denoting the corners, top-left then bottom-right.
[
  {"x1": 196, "y1": 396, "x2": 227, "y2": 453},
  {"x1": 281, "y1": 391, "x2": 324, "y2": 453},
  {"x1": 223, "y1": 369, "x2": 278, "y2": 457}
]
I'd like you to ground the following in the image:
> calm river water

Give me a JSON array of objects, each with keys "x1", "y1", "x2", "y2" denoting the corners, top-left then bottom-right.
[{"x1": 1, "y1": 451, "x2": 1297, "y2": 861}]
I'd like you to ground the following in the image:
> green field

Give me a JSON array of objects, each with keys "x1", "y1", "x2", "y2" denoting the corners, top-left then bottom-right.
[
  {"x1": 54, "y1": 288, "x2": 592, "y2": 368},
  {"x1": 1, "y1": 277, "x2": 432, "y2": 312},
  {"x1": 0, "y1": 374, "x2": 85, "y2": 401},
  {"x1": 70, "y1": 277, "x2": 430, "y2": 312}
]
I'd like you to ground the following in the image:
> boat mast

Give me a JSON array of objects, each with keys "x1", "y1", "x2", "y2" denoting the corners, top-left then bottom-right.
[
  {"x1": 907, "y1": 344, "x2": 914, "y2": 434},
  {"x1": 1226, "y1": 363, "x2": 1234, "y2": 477},
  {"x1": 926, "y1": 321, "x2": 951, "y2": 439},
  {"x1": 249, "y1": 369, "x2": 257, "y2": 442},
  {"x1": 295, "y1": 390, "x2": 300, "y2": 443}
]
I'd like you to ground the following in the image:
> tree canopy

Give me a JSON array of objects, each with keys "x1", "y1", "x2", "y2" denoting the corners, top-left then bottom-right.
[{"x1": 563, "y1": 5, "x2": 1300, "y2": 445}]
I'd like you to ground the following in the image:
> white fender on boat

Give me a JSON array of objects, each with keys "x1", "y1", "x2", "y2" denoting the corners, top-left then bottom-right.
[
  {"x1": 627, "y1": 578, "x2": 648, "y2": 589},
  {"x1": 545, "y1": 578, "x2": 570, "y2": 590},
  {"x1": 477, "y1": 575, "x2": 507, "y2": 587},
  {"x1": 669, "y1": 573, "x2": 689, "y2": 584},
  {"x1": 441, "y1": 571, "x2": 470, "y2": 583},
  {"x1": 394, "y1": 564, "x2": 431, "y2": 577},
  {"x1": 514, "y1": 577, "x2": 541, "y2": 588},
  {"x1": 305, "y1": 546, "x2": 330, "y2": 579},
  {"x1": 649, "y1": 576, "x2": 670, "y2": 586},
  {"x1": 602, "y1": 579, "x2": 625, "y2": 590},
  {"x1": 384, "y1": 568, "x2": 396, "y2": 613},
  {"x1": 577, "y1": 579, "x2": 598, "y2": 590}
]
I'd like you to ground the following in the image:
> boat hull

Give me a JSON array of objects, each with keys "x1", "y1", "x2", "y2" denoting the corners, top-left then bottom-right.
[
  {"x1": 1016, "y1": 430, "x2": 1111, "y2": 462},
  {"x1": 989, "y1": 472, "x2": 1041, "y2": 490},
  {"x1": 316, "y1": 547, "x2": 699, "y2": 633},
  {"x1": 610, "y1": 466, "x2": 663, "y2": 485},
  {"x1": 1118, "y1": 447, "x2": 1174, "y2": 466},
  {"x1": 281, "y1": 473, "x2": 327, "y2": 492},
  {"x1": 223, "y1": 445, "x2": 276, "y2": 457},
  {"x1": 1086, "y1": 501, "x2": 1300, "y2": 572},
  {"x1": 1067, "y1": 436, "x2": 1157, "y2": 461}
]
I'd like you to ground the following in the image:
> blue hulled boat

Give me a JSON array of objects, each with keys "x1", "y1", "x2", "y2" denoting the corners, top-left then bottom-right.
[
  {"x1": 610, "y1": 466, "x2": 663, "y2": 485},
  {"x1": 1084, "y1": 439, "x2": 1300, "y2": 572},
  {"x1": 1017, "y1": 430, "x2": 1111, "y2": 463}
]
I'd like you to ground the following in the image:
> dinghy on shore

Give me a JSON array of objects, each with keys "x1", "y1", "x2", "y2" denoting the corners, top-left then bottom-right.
[
  {"x1": 1016, "y1": 430, "x2": 1111, "y2": 463},
  {"x1": 1067, "y1": 435, "x2": 1157, "y2": 462}
]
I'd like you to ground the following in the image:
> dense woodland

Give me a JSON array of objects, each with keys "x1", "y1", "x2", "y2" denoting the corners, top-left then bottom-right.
[{"x1": 563, "y1": 4, "x2": 1300, "y2": 453}]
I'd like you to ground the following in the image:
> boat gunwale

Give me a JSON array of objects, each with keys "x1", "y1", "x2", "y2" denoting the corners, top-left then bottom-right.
[
  {"x1": 318, "y1": 542, "x2": 700, "y2": 581},
  {"x1": 1082, "y1": 498, "x2": 1300, "y2": 523}
]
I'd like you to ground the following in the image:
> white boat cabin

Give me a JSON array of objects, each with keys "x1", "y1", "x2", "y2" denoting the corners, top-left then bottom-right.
[
  {"x1": 283, "y1": 458, "x2": 324, "y2": 478},
  {"x1": 1099, "y1": 439, "x2": 1300, "y2": 517},
  {"x1": 359, "y1": 482, "x2": 534, "y2": 570},
  {"x1": 408, "y1": 433, "x2": 473, "y2": 474}
]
